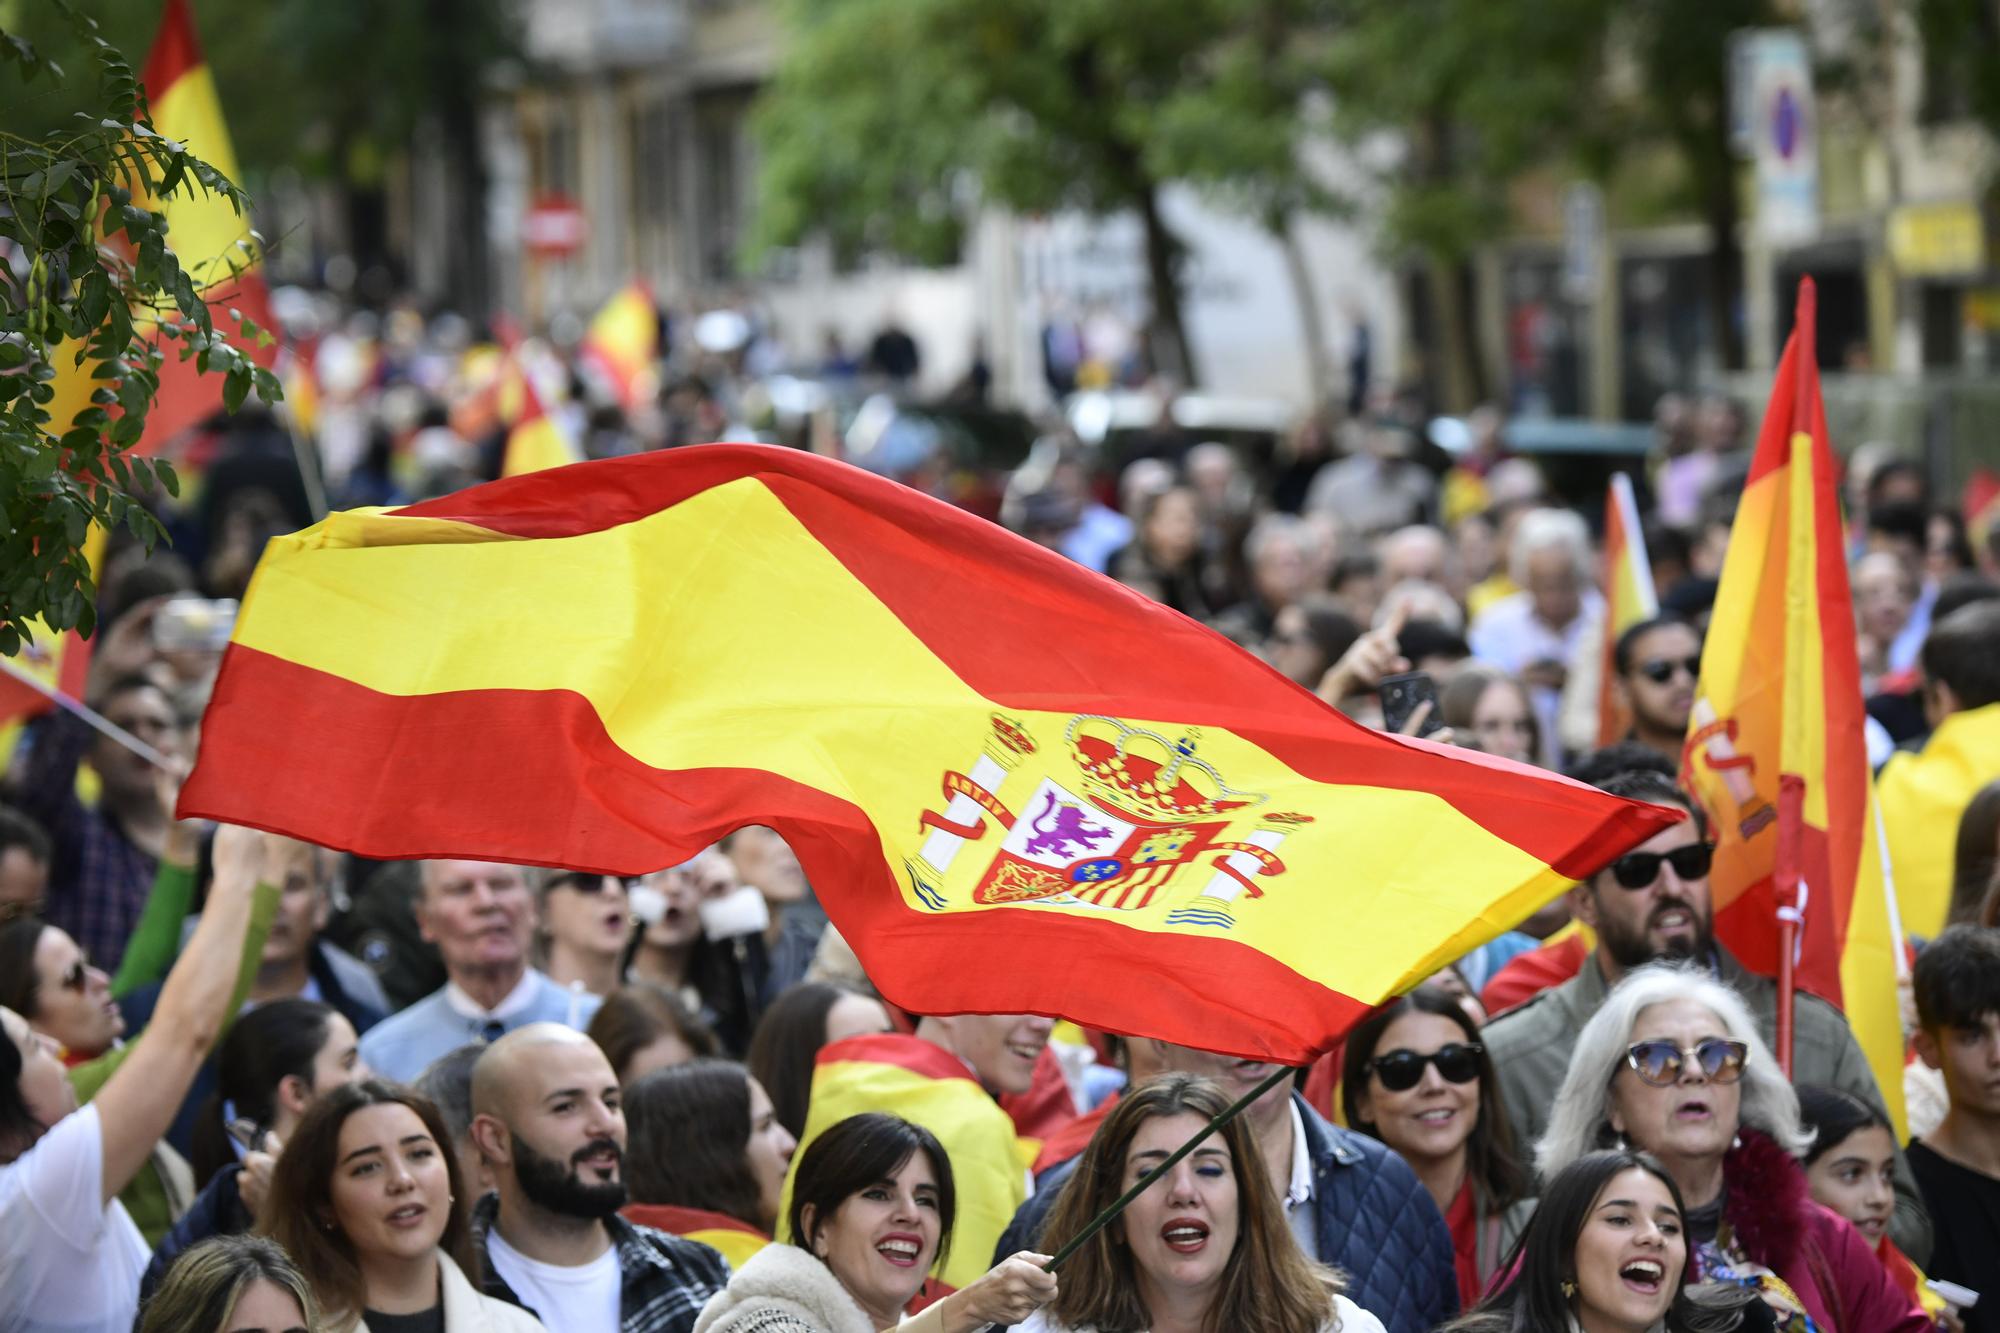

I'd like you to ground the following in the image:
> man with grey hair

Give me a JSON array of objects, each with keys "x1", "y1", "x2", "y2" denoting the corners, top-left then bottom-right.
[
  {"x1": 1469, "y1": 507, "x2": 1601, "y2": 762},
  {"x1": 358, "y1": 860, "x2": 601, "y2": 1079},
  {"x1": 1482, "y1": 769, "x2": 1933, "y2": 1261}
]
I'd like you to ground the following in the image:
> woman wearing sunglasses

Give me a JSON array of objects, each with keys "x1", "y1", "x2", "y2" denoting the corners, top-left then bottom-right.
[
  {"x1": 1340, "y1": 986, "x2": 1529, "y2": 1307},
  {"x1": 1536, "y1": 963, "x2": 1928, "y2": 1331}
]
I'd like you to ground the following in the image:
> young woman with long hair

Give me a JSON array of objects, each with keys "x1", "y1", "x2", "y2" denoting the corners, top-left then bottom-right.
[
  {"x1": 260, "y1": 1079, "x2": 541, "y2": 1332},
  {"x1": 1021, "y1": 1073, "x2": 1383, "y2": 1333}
]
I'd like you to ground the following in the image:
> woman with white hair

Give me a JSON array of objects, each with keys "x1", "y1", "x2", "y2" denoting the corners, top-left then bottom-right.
[{"x1": 1535, "y1": 963, "x2": 1927, "y2": 1330}]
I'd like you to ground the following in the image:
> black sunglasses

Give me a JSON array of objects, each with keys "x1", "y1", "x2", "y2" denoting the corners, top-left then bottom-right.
[
  {"x1": 59, "y1": 956, "x2": 92, "y2": 993},
  {"x1": 1609, "y1": 844, "x2": 1712, "y2": 889},
  {"x1": 1636, "y1": 655, "x2": 1702, "y2": 685},
  {"x1": 1368, "y1": 1042, "x2": 1483, "y2": 1092},
  {"x1": 1625, "y1": 1037, "x2": 1748, "y2": 1087},
  {"x1": 550, "y1": 874, "x2": 638, "y2": 894}
]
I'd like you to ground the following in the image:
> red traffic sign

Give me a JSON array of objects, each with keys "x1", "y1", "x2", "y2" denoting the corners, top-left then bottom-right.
[{"x1": 523, "y1": 193, "x2": 588, "y2": 258}]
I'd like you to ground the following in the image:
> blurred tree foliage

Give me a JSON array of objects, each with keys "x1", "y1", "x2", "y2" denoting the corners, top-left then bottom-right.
[
  {"x1": 757, "y1": 0, "x2": 1808, "y2": 403},
  {"x1": 3, "y1": 0, "x2": 519, "y2": 315},
  {"x1": 0, "y1": 3, "x2": 279, "y2": 653},
  {"x1": 750, "y1": 0, "x2": 1352, "y2": 389}
]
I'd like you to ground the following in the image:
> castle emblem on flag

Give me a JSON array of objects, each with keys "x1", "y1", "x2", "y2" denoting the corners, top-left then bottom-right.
[{"x1": 907, "y1": 713, "x2": 1312, "y2": 929}]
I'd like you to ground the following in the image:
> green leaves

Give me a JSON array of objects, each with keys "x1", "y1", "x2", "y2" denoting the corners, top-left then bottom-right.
[{"x1": 0, "y1": 0, "x2": 276, "y2": 651}]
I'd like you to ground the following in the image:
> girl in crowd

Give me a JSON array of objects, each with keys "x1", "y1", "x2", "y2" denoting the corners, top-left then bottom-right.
[
  {"x1": 140, "y1": 1233, "x2": 322, "y2": 1333},
  {"x1": 535, "y1": 871, "x2": 634, "y2": 1000},
  {"x1": 1265, "y1": 596, "x2": 1363, "y2": 692},
  {"x1": 587, "y1": 980, "x2": 722, "y2": 1085},
  {"x1": 623, "y1": 1059, "x2": 797, "y2": 1267},
  {"x1": 1794, "y1": 1087, "x2": 1958, "y2": 1329},
  {"x1": 261, "y1": 1080, "x2": 541, "y2": 1332},
  {"x1": 1441, "y1": 1149, "x2": 1769, "y2": 1332},
  {"x1": 1022, "y1": 1073, "x2": 1385, "y2": 1333},
  {"x1": 1109, "y1": 486, "x2": 1231, "y2": 623},
  {"x1": 1536, "y1": 963, "x2": 1929, "y2": 1331},
  {"x1": 0, "y1": 824, "x2": 273, "y2": 1333},
  {"x1": 747, "y1": 981, "x2": 894, "y2": 1140},
  {"x1": 1341, "y1": 987, "x2": 1529, "y2": 1305},
  {"x1": 1439, "y1": 666, "x2": 1540, "y2": 767},
  {"x1": 145, "y1": 998, "x2": 370, "y2": 1299},
  {"x1": 624, "y1": 851, "x2": 763, "y2": 1053},
  {"x1": 695, "y1": 1111, "x2": 1057, "y2": 1333}
]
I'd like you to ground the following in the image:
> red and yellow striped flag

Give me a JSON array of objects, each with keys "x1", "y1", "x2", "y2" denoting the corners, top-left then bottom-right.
[
  {"x1": 131, "y1": 0, "x2": 279, "y2": 448},
  {"x1": 181, "y1": 445, "x2": 1676, "y2": 1063},
  {"x1": 621, "y1": 1204, "x2": 769, "y2": 1270},
  {"x1": 1596, "y1": 471, "x2": 1659, "y2": 745},
  {"x1": 580, "y1": 282, "x2": 659, "y2": 413},
  {"x1": 784, "y1": 1034, "x2": 1029, "y2": 1290},
  {"x1": 499, "y1": 373, "x2": 581, "y2": 477},
  {"x1": 1681, "y1": 279, "x2": 1905, "y2": 1126}
]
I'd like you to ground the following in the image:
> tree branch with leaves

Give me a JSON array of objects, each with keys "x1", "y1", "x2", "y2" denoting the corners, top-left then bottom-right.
[{"x1": 1, "y1": 2, "x2": 280, "y2": 656}]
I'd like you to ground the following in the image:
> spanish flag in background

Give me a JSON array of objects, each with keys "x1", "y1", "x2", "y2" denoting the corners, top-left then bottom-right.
[
  {"x1": 1596, "y1": 471, "x2": 1659, "y2": 745},
  {"x1": 1681, "y1": 279, "x2": 1906, "y2": 1129},
  {"x1": 499, "y1": 371, "x2": 582, "y2": 477},
  {"x1": 182, "y1": 444, "x2": 1676, "y2": 1064},
  {"x1": 41, "y1": 0, "x2": 279, "y2": 462},
  {"x1": 621, "y1": 1204, "x2": 769, "y2": 1271},
  {"x1": 783, "y1": 1035, "x2": 1029, "y2": 1292},
  {"x1": 131, "y1": 0, "x2": 279, "y2": 446},
  {"x1": 0, "y1": 529, "x2": 108, "y2": 729},
  {"x1": 580, "y1": 282, "x2": 659, "y2": 413}
]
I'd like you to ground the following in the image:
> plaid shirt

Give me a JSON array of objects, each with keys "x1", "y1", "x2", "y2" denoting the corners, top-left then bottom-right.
[
  {"x1": 8, "y1": 713, "x2": 156, "y2": 972},
  {"x1": 474, "y1": 1193, "x2": 731, "y2": 1333}
]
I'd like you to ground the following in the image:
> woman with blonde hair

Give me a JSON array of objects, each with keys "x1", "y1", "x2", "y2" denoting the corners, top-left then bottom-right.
[
  {"x1": 1535, "y1": 963, "x2": 1927, "y2": 1330},
  {"x1": 1019, "y1": 1073, "x2": 1384, "y2": 1333},
  {"x1": 139, "y1": 1233, "x2": 321, "y2": 1333}
]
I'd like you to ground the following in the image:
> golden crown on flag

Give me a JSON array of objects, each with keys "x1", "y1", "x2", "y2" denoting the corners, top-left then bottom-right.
[{"x1": 1066, "y1": 714, "x2": 1264, "y2": 824}]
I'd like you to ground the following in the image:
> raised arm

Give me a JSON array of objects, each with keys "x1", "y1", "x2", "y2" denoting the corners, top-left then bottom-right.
[{"x1": 89, "y1": 824, "x2": 278, "y2": 1206}]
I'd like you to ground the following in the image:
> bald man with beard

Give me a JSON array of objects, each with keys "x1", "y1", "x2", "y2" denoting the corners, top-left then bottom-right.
[{"x1": 469, "y1": 1024, "x2": 728, "y2": 1333}]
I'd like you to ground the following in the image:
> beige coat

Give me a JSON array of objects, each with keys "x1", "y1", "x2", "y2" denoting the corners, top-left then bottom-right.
[{"x1": 350, "y1": 1252, "x2": 546, "y2": 1333}]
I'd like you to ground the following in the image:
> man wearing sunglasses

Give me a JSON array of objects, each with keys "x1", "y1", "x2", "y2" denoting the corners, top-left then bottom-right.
[
  {"x1": 1610, "y1": 615, "x2": 1702, "y2": 764},
  {"x1": 1482, "y1": 767, "x2": 1935, "y2": 1263}
]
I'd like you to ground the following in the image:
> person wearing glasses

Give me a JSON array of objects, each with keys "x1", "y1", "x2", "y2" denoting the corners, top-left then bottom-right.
[
  {"x1": 1609, "y1": 616, "x2": 1703, "y2": 766},
  {"x1": 1481, "y1": 766, "x2": 1933, "y2": 1263},
  {"x1": 536, "y1": 872, "x2": 637, "y2": 1003},
  {"x1": 1340, "y1": 986, "x2": 1529, "y2": 1307},
  {"x1": 358, "y1": 862, "x2": 601, "y2": 1082},
  {"x1": 1535, "y1": 963, "x2": 1929, "y2": 1330}
]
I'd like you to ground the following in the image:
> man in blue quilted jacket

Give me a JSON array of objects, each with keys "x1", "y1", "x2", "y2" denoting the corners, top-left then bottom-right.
[{"x1": 993, "y1": 1038, "x2": 1458, "y2": 1333}]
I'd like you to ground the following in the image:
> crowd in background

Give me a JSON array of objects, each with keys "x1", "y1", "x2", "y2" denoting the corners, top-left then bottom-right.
[{"x1": 3, "y1": 295, "x2": 2000, "y2": 1333}]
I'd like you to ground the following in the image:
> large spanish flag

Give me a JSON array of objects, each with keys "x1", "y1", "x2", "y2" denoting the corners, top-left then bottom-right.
[
  {"x1": 782, "y1": 1035, "x2": 1030, "y2": 1291},
  {"x1": 181, "y1": 444, "x2": 1675, "y2": 1063},
  {"x1": 1596, "y1": 471, "x2": 1659, "y2": 745},
  {"x1": 135, "y1": 0, "x2": 279, "y2": 447},
  {"x1": 1681, "y1": 279, "x2": 1905, "y2": 1125}
]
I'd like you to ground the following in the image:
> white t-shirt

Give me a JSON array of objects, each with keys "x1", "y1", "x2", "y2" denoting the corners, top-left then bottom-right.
[
  {"x1": 0, "y1": 1103, "x2": 151, "y2": 1333},
  {"x1": 485, "y1": 1224, "x2": 621, "y2": 1333}
]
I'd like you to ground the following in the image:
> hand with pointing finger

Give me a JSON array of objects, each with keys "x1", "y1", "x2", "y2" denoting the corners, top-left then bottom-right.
[{"x1": 1317, "y1": 602, "x2": 1411, "y2": 705}]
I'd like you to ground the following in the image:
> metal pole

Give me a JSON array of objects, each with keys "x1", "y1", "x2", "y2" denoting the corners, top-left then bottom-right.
[{"x1": 0, "y1": 656, "x2": 177, "y2": 770}]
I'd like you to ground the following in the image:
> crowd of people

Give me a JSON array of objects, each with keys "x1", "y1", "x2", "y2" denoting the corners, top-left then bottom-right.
[{"x1": 3, "y1": 299, "x2": 2000, "y2": 1333}]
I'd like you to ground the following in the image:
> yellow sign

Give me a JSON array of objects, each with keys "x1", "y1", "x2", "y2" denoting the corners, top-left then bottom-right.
[{"x1": 1887, "y1": 201, "x2": 1985, "y2": 277}]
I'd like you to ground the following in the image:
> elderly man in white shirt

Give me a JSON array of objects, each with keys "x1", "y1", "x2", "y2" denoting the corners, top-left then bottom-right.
[{"x1": 1468, "y1": 508, "x2": 1603, "y2": 766}]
